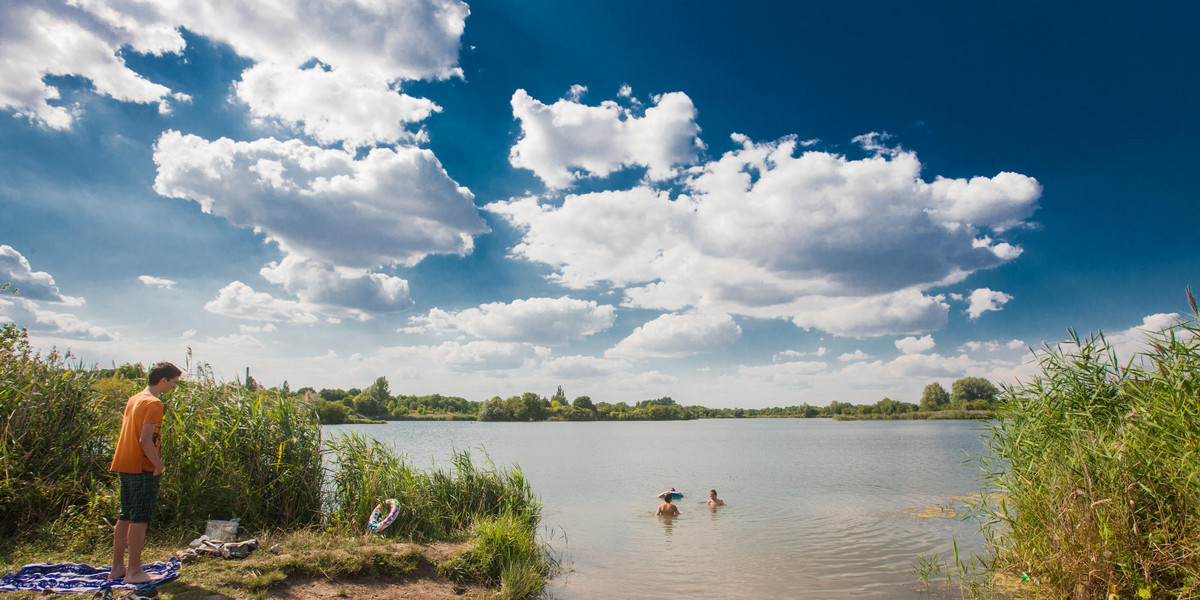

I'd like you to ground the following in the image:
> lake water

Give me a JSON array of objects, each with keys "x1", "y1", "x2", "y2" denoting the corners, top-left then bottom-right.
[{"x1": 324, "y1": 418, "x2": 993, "y2": 599}]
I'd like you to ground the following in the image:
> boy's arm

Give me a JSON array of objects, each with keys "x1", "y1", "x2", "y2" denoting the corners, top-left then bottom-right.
[{"x1": 139, "y1": 423, "x2": 163, "y2": 476}]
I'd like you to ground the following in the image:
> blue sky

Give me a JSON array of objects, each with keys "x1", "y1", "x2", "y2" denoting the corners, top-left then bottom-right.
[{"x1": 1, "y1": 0, "x2": 1196, "y2": 407}]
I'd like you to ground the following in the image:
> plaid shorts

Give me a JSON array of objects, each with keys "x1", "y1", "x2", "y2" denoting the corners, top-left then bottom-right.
[{"x1": 118, "y1": 472, "x2": 161, "y2": 524}]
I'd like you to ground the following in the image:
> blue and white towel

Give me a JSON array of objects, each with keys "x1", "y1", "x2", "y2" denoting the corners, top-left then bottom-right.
[{"x1": 0, "y1": 557, "x2": 180, "y2": 593}]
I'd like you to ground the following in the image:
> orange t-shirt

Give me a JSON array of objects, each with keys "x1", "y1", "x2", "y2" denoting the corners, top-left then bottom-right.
[{"x1": 110, "y1": 391, "x2": 163, "y2": 473}]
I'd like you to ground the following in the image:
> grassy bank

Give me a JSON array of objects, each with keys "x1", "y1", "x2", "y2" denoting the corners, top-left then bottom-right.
[
  {"x1": 0, "y1": 324, "x2": 555, "y2": 599},
  {"x1": 980, "y1": 296, "x2": 1200, "y2": 599}
]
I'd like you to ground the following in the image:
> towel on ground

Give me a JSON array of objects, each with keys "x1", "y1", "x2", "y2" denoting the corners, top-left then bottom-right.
[{"x1": 0, "y1": 557, "x2": 180, "y2": 593}]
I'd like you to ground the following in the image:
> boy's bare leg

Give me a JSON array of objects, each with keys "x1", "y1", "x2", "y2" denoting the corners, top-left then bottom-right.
[
  {"x1": 109, "y1": 520, "x2": 129, "y2": 580},
  {"x1": 123, "y1": 523, "x2": 152, "y2": 584}
]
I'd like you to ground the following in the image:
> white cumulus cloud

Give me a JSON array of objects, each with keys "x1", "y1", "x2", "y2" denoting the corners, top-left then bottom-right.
[
  {"x1": 509, "y1": 88, "x2": 703, "y2": 188},
  {"x1": 966, "y1": 288, "x2": 1013, "y2": 319},
  {"x1": 260, "y1": 256, "x2": 411, "y2": 316},
  {"x1": 2, "y1": 0, "x2": 467, "y2": 145},
  {"x1": 204, "y1": 281, "x2": 318, "y2": 323},
  {"x1": 0, "y1": 0, "x2": 185, "y2": 129},
  {"x1": 489, "y1": 132, "x2": 1039, "y2": 338},
  {"x1": 606, "y1": 312, "x2": 741, "y2": 359},
  {"x1": 895, "y1": 334, "x2": 935, "y2": 354},
  {"x1": 408, "y1": 296, "x2": 616, "y2": 345},
  {"x1": 153, "y1": 131, "x2": 488, "y2": 269},
  {"x1": 235, "y1": 63, "x2": 441, "y2": 149}
]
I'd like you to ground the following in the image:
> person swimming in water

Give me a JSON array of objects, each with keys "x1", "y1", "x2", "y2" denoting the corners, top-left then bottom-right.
[
  {"x1": 656, "y1": 493, "x2": 680, "y2": 516},
  {"x1": 707, "y1": 489, "x2": 726, "y2": 507}
]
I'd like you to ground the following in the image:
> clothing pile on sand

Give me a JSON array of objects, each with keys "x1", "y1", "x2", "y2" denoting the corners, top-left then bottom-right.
[{"x1": 176, "y1": 535, "x2": 260, "y2": 562}]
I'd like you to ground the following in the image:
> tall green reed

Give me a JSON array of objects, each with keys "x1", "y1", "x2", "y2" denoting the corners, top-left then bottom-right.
[
  {"x1": 158, "y1": 361, "x2": 324, "y2": 532},
  {"x1": 0, "y1": 325, "x2": 113, "y2": 541},
  {"x1": 983, "y1": 295, "x2": 1200, "y2": 599}
]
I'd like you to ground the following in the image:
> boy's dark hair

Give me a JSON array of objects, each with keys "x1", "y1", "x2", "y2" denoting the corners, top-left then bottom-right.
[{"x1": 148, "y1": 361, "x2": 182, "y2": 385}]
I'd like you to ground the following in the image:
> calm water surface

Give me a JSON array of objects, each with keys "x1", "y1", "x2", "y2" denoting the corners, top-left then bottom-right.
[{"x1": 324, "y1": 418, "x2": 991, "y2": 599}]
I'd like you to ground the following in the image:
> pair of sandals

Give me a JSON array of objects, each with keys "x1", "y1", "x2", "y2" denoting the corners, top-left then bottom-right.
[{"x1": 91, "y1": 586, "x2": 158, "y2": 600}]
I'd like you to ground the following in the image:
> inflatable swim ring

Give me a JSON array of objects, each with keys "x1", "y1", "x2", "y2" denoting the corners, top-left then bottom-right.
[
  {"x1": 367, "y1": 499, "x2": 400, "y2": 533},
  {"x1": 657, "y1": 490, "x2": 683, "y2": 500}
]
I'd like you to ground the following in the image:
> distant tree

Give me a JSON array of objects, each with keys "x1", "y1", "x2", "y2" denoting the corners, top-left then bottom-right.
[
  {"x1": 281, "y1": 380, "x2": 290, "y2": 394},
  {"x1": 571, "y1": 396, "x2": 596, "y2": 412},
  {"x1": 826, "y1": 400, "x2": 854, "y2": 416},
  {"x1": 920, "y1": 382, "x2": 951, "y2": 411},
  {"x1": 316, "y1": 400, "x2": 350, "y2": 424},
  {"x1": 478, "y1": 397, "x2": 506, "y2": 422},
  {"x1": 951, "y1": 377, "x2": 1000, "y2": 404},
  {"x1": 353, "y1": 393, "x2": 387, "y2": 419},
  {"x1": 368, "y1": 376, "x2": 391, "y2": 403},
  {"x1": 551, "y1": 385, "x2": 567, "y2": 405},
  {"x1": 523, "y1": 392, "x2": 548, "y2": 421},
  {"x1": 877, "y1": 397, "x2": 898, "y2": 415},
  {"x1": 320, "y1": 388, "x2": 348, "y2": 404}
]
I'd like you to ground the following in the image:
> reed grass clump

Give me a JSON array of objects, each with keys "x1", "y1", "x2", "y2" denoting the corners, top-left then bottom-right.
[
  {"x1": 0, "y1": 325, "x2": 113, "y2": 542},
  {"x1": 157, "y1": 362, "x2": 325, "y2": 533},
  {"x1": 983, "y1": 295, "x2": 1200, "y2": 599},
  {"x1": 326, "y1": 433, "x2": 541, "y2": 540},
  {"x1": 440, "y1": 512, "x2": 551, "y2": 599}
]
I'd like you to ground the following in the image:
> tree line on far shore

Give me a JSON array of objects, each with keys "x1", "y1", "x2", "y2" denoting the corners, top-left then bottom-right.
[{"x1": 95, "y1": 365, "x2": 1001, "y2": 424}]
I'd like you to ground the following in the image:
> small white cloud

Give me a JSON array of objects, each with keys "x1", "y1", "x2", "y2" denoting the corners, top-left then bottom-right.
[
  {"x1": 203, "y1": 282, "x2": 318, "y2": 323},
  {"x1": 606, "y1": 312, "x2": 741, "y2": 359},
  {"x1": 239, "y1": 323, "x2": 278, "y2": 334},
  {"x1": 959, "y1": 340, "x2": 1000, "y2": 353},
  {"x1": 774, "y1": 347, "x2": 829, "y2": 361},
  {"x1": 895, "y1": 334, "x2": 935, "y2": 355},
  {"x1": 838, "y1": 349, "x2": 872, "y2": 362},
  {"x1": 739, "y1": 360, "x2": 827, "y2": 386},
  {"x1": 181, "y1": 329, "x2": 197, "y2": 339},
  {"x1": 966, "y1": 288, "x2": 1013, "y2": 319},
  {"x1": 408, "y1": 296, "x2": 616, "y2": 345},
  {"x1": 509, "y1": 88, "x2": 703, "y2": 188},
  {"x1": 205, "y1": 333, "x2": 264, "y2": 349},
  {"x1": 139, "y1": 275, "x2": 176, "y2": 289},
  {"x1": 1006, "y1": 339, "x2": 1026, "y2": 350}
]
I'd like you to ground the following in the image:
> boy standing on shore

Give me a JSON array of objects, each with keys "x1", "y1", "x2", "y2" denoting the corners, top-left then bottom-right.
[{"x1": 108, "y1": 362, "x2": 182, "y2": 584}]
